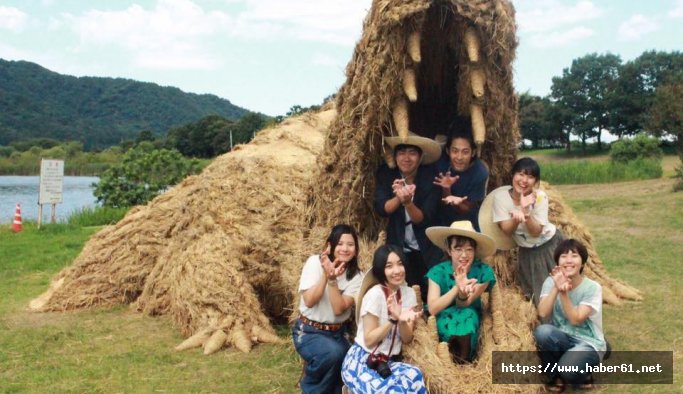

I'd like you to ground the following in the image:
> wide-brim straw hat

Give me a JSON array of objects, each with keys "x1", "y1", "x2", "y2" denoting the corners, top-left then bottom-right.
[
  {"x1": 478, "y1": 186, "x2": 516, "y2": 250},
  {"x1": 355, "y1": 270, "x2": 379, "y2": 323},
  {"x1": 385, "y1": 133, "x2": 442, "y2": 165},
  {"x1": 425, "y1": 220, "x2": 496, "y2": 259}
]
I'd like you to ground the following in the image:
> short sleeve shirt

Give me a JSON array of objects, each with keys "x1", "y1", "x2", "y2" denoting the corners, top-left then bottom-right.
[
  {"x1": 492, "y1": 186, "x2": 556, "y2": 248},
  {"x1": 298, "y1": 255, "x2": 363, "y2": 323},
  {"x1": 540, "y1": 276, "x2": 606, "y2": 357},
  {"x1": 355, "y1": 284, "x2": 417, "y2": 356}
]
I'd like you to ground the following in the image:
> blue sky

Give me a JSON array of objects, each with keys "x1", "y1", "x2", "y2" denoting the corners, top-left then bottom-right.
[{"x1": 1, "y1": 0, "x2": 682, "y2": 116}]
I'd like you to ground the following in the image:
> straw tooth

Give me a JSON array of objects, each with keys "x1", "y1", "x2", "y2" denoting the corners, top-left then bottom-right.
[
  {"x1": 470, "y1": 103, "x2": 486, "y2": 147},
  {"x1": 407, "y1": 31, "x2": 421, "y2": 63},
  {"x1": 230, "y1": 325, "x2": 253, "y2": 353},
  {"x1": 464, "y1": 27, "x2": 480, "y2": 62},
  {"x1": 175, "y1": 328, "x2": 211, "y2": 351},
  {"x1": 412, "y1": 284, "x2": 422, "y2": 306},
  {"x1": 203, "y1": 329, "x2": 228, "y2": 355},
  {"x1": 403, "y1": 68, "x2": 418, "y2": 102},
  {"x1": 392, "y1": 98, "x2": 410, "y2": 140},
  {"x1": 436, "y1": 342, "x2": 451, "y2": 364},
  {"x1": 471, "y1": 68, "x2": 486, "y2": 98}
]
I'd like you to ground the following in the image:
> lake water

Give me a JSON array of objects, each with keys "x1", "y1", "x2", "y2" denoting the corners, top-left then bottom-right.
[{"x1": 0, "y1": 176, "x2": 99, "y2": 224}]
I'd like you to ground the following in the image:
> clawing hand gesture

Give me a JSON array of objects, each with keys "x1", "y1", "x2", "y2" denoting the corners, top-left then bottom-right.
[
  {"x1": 550, "y1": 266, "x2": 572, "y2": 292},
  {"x1": 433, "y1": 173, "x2": 459, "y2": 189},
  {"x1": 455, "y1": 264, "x2": 478, "y2": 298}
]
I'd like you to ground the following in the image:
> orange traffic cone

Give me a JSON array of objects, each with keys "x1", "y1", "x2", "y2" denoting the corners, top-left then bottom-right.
[{"x1": 12, "y1": 203, "x2": 22, "y2": 233}]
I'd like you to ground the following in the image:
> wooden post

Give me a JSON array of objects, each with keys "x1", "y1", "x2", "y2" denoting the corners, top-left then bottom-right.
[
  {"x1": 51, "y1": 203, "x2": 56, "y2": 224},
  {"x1": 37, "y1": 204, "x2": 43, "y2": 229}
]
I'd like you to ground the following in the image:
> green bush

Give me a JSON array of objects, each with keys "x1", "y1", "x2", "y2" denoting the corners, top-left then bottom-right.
[
  {"x1": 93, "y1": 144, "x2": 203, "y2": 207},
  {"x1": 540, "y1": 159, "x2": 662, "y2": 185},
  {"x1": 67, "y1": 206, "x2": 129, "y2": 226},
  {"x1": 674, "y1": 160, "x2": 683, "y2": 192},
  {"x1": 610, "y1": 134, "x2": 663, "y2": 163}
]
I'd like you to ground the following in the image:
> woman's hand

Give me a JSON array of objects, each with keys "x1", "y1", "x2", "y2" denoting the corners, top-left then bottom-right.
[
  {"x1": 433, "y1": 173, "x2": 459, "y2": 189},
  {"x1": 509, "y1": 209, "x2": 526, "y2": 224},
  {"x1": 520, "y1": 191, "x2": 537, "y2": 211},
  {"x1": 399, "y1": 307, "x2": 423, "y2": 324},
  {"x1": 320, "y1": 252, "x2": 346, "y2": 280},
  {"x1": 442, "y1": 195, "x2": 468, "y2": 206},
  {"x1": 550, "y1": 266, "x2": 572, "y2": 292},
  {"x1": 455, "y1": 264, "x2": 477, "y2": 297},
  {"x1": 387, "y1": 292, "x2": 402, "y2": 321}
]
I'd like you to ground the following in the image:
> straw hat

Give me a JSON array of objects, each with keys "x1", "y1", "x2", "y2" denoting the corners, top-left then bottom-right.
[
  {"x1": 355, "y1": 270, "x2": 379, "y2": 323},
  {"x1": 478, "y1": 186, "x2": 516, "y2": 250},
  {"x1": 385, "y1": 133, "x2": 442, "y2": 165},
  {"x1": 425, "y1": 220, "x2": 496, "y2": 258}
]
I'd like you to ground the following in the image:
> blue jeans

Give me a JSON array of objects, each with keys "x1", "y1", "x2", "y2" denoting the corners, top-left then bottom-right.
[
  {"x1": 292, "y1": 319, "x2": 350, "y2": 394},
  {"x1": 533, "y1": 324, "x2": 600, "y2": 384}
]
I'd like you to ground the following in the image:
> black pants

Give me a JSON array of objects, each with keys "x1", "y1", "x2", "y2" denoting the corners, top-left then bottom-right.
[{"x1": 404, "y1": 250, "x2": 428, "y2": 302}]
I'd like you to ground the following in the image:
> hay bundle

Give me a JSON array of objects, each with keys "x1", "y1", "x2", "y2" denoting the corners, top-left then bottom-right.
[
  {"x1": 30, "y1": 1, "x2": 639, "y2": 393},
  {"x1": 31, "y1": 110, "x2": 335, "y2": 353}
]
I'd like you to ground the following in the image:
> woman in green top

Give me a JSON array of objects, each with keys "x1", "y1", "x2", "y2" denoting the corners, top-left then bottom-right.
[{"x1": 425, "y1": 220, "x2": 496, "y2": 363}]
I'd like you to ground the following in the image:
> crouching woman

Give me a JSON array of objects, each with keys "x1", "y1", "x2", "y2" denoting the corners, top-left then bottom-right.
[
  {"x1": 341, "y1": 245, "x2": 427, "y2": 393},
  {"x1": 292, "y1": 224, "x2": 363, "y2": 394},
  {"x1": 425, "y1": 220, "x2": 496, "y2": 363},
  {"x1": 534, "y1": 239, "x2": 606, "y2": 392}
]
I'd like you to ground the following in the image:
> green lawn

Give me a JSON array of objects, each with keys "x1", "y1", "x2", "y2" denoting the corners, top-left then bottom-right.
[{"x1": 1, "y1": 176, "x2": 681, "y2": 392}]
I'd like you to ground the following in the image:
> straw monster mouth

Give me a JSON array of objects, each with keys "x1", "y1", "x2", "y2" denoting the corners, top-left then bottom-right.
[{"x1": 389, "y1": 3, "x2": 487, "y2": 152}]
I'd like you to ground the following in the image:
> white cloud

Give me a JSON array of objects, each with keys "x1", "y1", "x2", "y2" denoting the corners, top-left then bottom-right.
[
  {"x1": 618, "y1": 14, "x2": 659, "y2": 41},
  {"x1": 0, "y1": 6, "x2": 28, "y2": 33},
  {"x1": 528, "y1": 26, "x2": 594, "y2": 48},
  {"x1": 669, "y1": 0, "x2": 683, "y2": 18},
  {"x1": 516, "y1": 0, "x2": 603, "y2": 33},
  {"x1": 235, "y1": 0, "x2": 370, "y2": 45},
  {"x1": 63, "y1": 0, "x2": 232, "y2": 70}
]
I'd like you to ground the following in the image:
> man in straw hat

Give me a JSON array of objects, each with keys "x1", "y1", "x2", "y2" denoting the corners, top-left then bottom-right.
[
  {"x1": 374, "y1": 133, "x2": 443, "y2": 296},
  {"x1": 424, "y1": 220, "x2": 496, "y2": 363}
]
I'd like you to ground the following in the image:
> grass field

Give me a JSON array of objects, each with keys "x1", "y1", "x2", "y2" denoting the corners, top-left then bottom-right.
[{"x1": 1, "y1": 170, "x2": 682, "y2": 392}]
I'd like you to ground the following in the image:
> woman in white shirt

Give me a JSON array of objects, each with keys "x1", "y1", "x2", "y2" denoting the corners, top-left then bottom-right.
[
  {"x1": 490, "y1": 157, "x2": 564, "y2": 305},
  {"x1": 292, "y1": 224, "x2": 363, "y2": 394},
  {"x1": 341, "y1": 244, "x2": 426, "y2": 393}
]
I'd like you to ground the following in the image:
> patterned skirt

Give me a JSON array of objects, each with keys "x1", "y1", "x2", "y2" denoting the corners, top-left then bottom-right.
[{"x1": 341, "y1": 343, "x2": 427, "y2": 394}]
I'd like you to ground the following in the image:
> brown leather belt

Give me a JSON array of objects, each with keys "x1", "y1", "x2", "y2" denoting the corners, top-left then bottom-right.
[{"x1": 299, "y1": 315, "x2": 345, "y2": 331}]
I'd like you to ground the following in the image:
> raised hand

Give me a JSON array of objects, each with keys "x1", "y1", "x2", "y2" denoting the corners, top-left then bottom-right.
[
  {"x1": 387, "y1": 292, "x2": 402, "y2": 321},
  {"x1": 550, "y1": 266, "x2": 571, "y2": 292},
  {"x1": 331, "y1": 261, "x2": 347, "y2": 278},
  {"x1": 455, "y1": 264, "x2": 477, "y2": 296},
  {"x1": 320, "y1": 252, "x2": 335, "y2": 277},
  {"x1": 442, "y1": 195, "x2": 468, "y2": 206},
  {"x1": 509, "y1": 209, "x2": 526, "y2": 224},
  {"x1": 520, "y1": 191, "x2": 537, "y2": 210},
  {"x1": 433, "y1": 172, "x2": 459, "y2": 189},
  {"x1": 393, "y1": 179, "x2": 416, "y2": 205},
  {"x1": 399, "y1": 308, "x2": 423, "y2": 324}
]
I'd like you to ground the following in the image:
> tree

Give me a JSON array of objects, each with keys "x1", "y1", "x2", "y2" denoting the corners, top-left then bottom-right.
[
  {"x1": 518, "y1": 93, "x2": 562, "y2": 148},
  {"x1": 232, "y1": 112, "x2": 267, "y2": 146},
  {"x1": 136, "y1": 130, "x2": 155, "y2": 144},
  {"x1": 550, "y1": 53, "x2": 622, "y2": 152},
  {"x1": 612, "y1": 51, "x2": 683, "y2": 138},
  {"x1": 648, "y1": 71, "x2": 683, "y2": 190},
  {"x1": 93, "y1": 143, "x2": 202, "y2": 207},
  {"x1": 167, "y1": 115, "x2": 234, "y2": 158}
]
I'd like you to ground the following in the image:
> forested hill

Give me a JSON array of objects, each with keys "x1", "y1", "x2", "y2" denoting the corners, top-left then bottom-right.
[{"x1": 0, "y1": 59, "x2": 249, "y2": 149}]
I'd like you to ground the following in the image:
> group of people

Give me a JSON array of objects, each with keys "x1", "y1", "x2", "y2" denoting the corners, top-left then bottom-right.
[{"x1": 292, "y1": 120, "x2": 606, "y2": 393}]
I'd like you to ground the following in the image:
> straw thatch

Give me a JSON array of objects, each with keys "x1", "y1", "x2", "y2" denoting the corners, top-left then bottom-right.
[{"x1": 30, "y1": 1, "x2": 641, "y2": 393}]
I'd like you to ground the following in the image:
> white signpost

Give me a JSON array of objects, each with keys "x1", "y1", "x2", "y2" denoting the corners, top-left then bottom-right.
[{"x1": 38, "y1": 159, "x2": 64, "y2": 227}]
